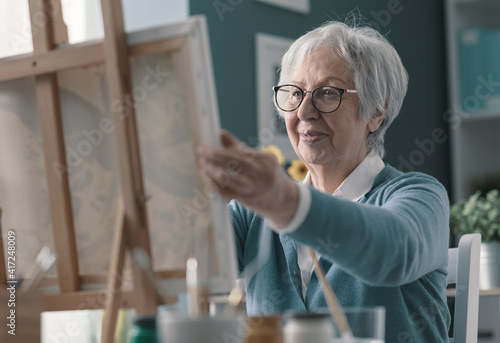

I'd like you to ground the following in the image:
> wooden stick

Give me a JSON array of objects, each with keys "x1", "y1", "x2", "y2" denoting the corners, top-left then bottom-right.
[
  {"x1": 48, "y1": 0, "x2": 69, "y2": 46},
  {"x1": 38, "y1": 269, "x2": 186, "y2": 288},
  {"x1": 128, "y1": 35, "x2": 186, "y2": 57},
  {"x1": 19, "y1": 247, "x2": 57, "y2": 294},
  {"x1": 43, "y1": 290, "x2": 177, "y2": 312},
  {"x1": 307, "y1": 247, "x2": 353, "y2": 338},
  {"x1": 0, "y1": 36, "x2": 185, "y2": 84},
  {"x1": 0, "y1": 208, "x2": 6, "y2": 285},
  {"x1": 100, "y1": 0, "x2": 156, "y2": 314},
  {"x1": 0, "y1": 41, "x2": 104, "y2": 83},
  {"x1": 28, "y1": 0, "x2": 80, "y2": 292},
  {"x1": 101, "y1": 200, "x2": 126, "y2": 343}
]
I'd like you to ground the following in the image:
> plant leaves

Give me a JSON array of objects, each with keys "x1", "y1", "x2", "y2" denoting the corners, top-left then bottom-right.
[{"x1": 449, "y1": 189, "x2": 500, "y2": 242}]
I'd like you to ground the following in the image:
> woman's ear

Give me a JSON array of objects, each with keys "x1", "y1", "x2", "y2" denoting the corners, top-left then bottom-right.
[{"x1": 368, "y1": 111, "x2": 385, "y2": 133}]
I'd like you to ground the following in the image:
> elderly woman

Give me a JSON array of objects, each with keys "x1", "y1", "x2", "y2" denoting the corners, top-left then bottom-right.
[{"x1": 199, "y1": 21, "x2": 450, "y2": 342}]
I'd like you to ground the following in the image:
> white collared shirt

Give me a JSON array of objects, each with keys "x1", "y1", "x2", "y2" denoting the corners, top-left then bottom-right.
[{"x1": 282, "y1": 150, "x2": 385, "y2": 299}]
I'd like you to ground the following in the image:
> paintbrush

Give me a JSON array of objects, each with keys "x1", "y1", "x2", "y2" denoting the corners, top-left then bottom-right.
[{"x1": 307, "y1": 247, "x2": 354, "y2": 341}]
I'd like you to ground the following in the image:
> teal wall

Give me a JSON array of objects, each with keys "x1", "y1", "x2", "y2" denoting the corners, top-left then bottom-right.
[{"x1": 190, "y1": 0, "x2": 451, "y2": 194}]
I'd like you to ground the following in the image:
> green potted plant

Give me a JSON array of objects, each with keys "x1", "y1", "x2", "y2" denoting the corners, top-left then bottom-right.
[{"x1": 450, "y1": 189, "x2": 500, "y2": 289}]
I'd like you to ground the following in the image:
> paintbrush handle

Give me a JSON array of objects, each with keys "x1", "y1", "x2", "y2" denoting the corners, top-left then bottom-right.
[{"x1": 307, "y1": 247, "x2": 353, "y2": 338}]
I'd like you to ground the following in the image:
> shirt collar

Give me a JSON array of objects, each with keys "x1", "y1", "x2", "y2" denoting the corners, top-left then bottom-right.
[{"x1": 303, "y1": 150, "x2": 385, "y2": 201}]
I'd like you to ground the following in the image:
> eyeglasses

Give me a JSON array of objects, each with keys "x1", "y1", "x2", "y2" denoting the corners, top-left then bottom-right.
[{"x1": 273, "y1": 84, "x2": 357, "y2": 113}]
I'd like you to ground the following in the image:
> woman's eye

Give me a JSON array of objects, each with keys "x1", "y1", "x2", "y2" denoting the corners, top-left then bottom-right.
[{"x1": 320, "y1": 88, "x2": 339, "y2": 97}]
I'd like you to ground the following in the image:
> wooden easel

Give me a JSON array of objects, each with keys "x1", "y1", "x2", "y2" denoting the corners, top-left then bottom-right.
[{"x1": 0, "y1": 0, "x2": 190, "y2": 341}]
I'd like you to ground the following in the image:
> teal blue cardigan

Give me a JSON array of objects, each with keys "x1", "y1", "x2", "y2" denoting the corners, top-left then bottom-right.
[{"x1": 230, "y1": 165, "x2": 451, "y2": 342}]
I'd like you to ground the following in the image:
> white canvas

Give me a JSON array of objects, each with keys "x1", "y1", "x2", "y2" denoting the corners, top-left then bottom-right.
[{"x1": 0, "y1": 16, "x2": 237, "y2": 294}]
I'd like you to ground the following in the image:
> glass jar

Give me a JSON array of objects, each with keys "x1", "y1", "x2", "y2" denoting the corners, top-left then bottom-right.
[{"x1": 283, "y1": 313, "x2": 335, "y2": 343}]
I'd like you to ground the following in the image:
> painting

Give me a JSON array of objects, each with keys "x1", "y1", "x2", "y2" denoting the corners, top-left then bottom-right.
[{"x1": 256, "y1": 33, "x2": 296, "y2": 160}]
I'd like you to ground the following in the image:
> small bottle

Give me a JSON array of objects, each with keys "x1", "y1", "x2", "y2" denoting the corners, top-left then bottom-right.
[
  {"x1": 129, "y1": 315, "x2": 157, "y2": 343},
  {"x1": 246, "y1": 315, "x2": 283, "y2": 343},
  {"x1": 283, "y1": 313, "x2": 335, "y2": 343}
]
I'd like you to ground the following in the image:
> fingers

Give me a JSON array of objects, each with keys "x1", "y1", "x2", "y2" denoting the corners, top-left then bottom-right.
[
  {"x1": 220, "y1": 131, "x2": 258, "y2": 161},
  {"x1": 198, "y1": 144, "x2": 259, "y2": 179},
  {"x1": 198, "y1": 146, "x2": 257, "y2": 192},
  {"x1": 201, "y1": 163, "x2": 255, "y2": 199},
  {"x1": 220, "y1": 130, "x2": 243, "y2": 149}
]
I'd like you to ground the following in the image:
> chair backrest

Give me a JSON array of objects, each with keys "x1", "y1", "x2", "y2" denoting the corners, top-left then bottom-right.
[{"x1": 447, "y1": 233, "x2": 481, "y2": 343}]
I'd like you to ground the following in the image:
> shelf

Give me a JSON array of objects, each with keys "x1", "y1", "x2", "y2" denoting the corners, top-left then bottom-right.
[
  {"x1": 461, "y1": 107, "x2": 500, "y2": 123},
  {"x1": 446, "y1": 0, "x2": 500, "y2": 201},
  {"x1": 447, "y1": 288, "x2": 500, "y2": 297},
  {"x1": 455, "y1": 0, "x2": 500, "y2": 10}
]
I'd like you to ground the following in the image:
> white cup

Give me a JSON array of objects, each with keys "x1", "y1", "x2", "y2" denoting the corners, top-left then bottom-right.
[{"x1": 156, "y1": 313, "x2": 243, "y2": 343}]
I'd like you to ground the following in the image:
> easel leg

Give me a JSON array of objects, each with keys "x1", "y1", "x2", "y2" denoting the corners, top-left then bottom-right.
[
  {"x1": 101, "y1": 200, "x2": 126, "y2": 343},
  {"x1": 100, "y1": 0, "x2": 157, "y2": 315},
  {"x1": 28, "y1": 0, "x2": 81, "y2": 294}
]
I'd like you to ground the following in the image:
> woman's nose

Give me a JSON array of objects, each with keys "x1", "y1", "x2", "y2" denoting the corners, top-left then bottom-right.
[{"x1": 296, "y1": 92, "x2": 320, "y2": 121}]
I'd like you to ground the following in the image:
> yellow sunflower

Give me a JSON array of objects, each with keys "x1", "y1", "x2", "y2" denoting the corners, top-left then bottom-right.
[
  {"x1": 260, "y1": 144, "x2": 285, "y2": 166},
  {"x1": 287, "y1": 159, "x2": 308, "y2": 181}
]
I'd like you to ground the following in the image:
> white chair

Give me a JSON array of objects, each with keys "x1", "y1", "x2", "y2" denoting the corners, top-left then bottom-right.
[{"x1": 447, "y1": 233, "x2": 481, "y2": 343}]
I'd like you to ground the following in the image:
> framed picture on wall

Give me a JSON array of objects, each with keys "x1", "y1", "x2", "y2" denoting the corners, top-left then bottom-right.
[
  {"x1": 256, "y1": 33, "x2": 296, "y2": 160},
  {"x1": 254, "y1": 0, "x2": 310, "y2": 14}
]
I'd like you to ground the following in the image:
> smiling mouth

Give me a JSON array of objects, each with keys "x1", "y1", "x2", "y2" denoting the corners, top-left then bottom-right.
[{"x1": 299, "y1": 130, "x2": 327, "y2": 143}]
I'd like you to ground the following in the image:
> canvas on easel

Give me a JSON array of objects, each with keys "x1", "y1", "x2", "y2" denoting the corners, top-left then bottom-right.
[{"x1": 0, "y1": 1, "x2": 237, "y2": 340}]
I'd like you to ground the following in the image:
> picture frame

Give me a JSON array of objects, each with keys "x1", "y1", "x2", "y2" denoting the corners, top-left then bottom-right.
[
  {"x1": 256, "y1": 32, "x2": 296, "y2": 160},
  {"x1": 254, "y1": 0, "x2": 310, "y2": 14}
]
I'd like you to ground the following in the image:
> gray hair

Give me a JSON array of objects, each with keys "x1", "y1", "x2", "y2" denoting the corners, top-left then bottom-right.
[{"x1": 278, "y1": 21, "x2": 408, "y2": 158}]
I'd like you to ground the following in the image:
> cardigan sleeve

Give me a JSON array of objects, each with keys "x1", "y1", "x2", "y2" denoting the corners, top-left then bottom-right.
[{"x1": 286, "y1": 172, "x2": 450, "y2": 287}]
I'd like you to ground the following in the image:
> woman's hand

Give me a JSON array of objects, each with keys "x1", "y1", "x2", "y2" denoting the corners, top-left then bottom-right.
[{"x1": 197, "y1": 130, "x2": 299, "y2": 229}]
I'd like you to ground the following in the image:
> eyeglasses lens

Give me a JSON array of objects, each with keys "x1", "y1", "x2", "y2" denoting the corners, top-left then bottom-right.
[{"x1": 275, "y1": 85, "x2": 341, "y2": 113}]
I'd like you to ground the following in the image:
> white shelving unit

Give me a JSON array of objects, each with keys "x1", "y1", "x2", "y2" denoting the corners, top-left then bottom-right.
[
  {"x1": 445, "y1": 4, "x2": 500, "y2": 343},
  {"x1": 445, "y1": 0, "x2": 500, "y2": 202}
]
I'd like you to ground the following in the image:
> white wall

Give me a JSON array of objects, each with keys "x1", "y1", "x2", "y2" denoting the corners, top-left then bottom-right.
[
  {"x1": 0, "y1": 0, "x2": 189, "y2": 57},
  {"x1": 122, "y1": 0, "x2": 188, "y2": 32},
  {"x1": 0, "y1": 0, "x2": 32, "y2": 58}
]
